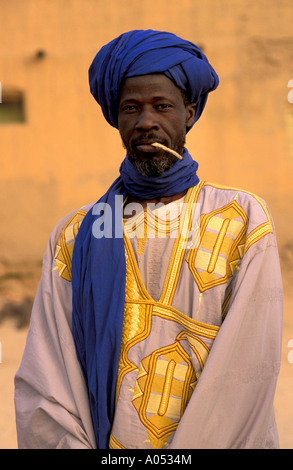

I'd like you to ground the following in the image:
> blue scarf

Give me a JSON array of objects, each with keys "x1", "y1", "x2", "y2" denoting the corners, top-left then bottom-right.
[{"x1": 71, "y1": 149, "x2": 199, "y2": 448}]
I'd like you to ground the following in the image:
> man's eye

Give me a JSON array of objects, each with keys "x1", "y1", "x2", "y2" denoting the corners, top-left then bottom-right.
[
  {"x1": 122, "y1": 105, "x2": 137, "y2": 112},
  {"x1": 156, "y1": 104, "x2": 172, "y2": 110}
]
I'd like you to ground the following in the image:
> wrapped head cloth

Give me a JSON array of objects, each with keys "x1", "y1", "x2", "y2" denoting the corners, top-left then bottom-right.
[{"x1": 89, "y1": 29, "x2": 219, "y2": 131}]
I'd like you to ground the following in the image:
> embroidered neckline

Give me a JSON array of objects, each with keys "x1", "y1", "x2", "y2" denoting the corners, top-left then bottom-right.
[{"x1": 123, "y1": 182, "x2": 205, "y2": 306}]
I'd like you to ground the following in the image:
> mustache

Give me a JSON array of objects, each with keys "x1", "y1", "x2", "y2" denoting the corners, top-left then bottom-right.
[{"x1": 131, "y1": 134, "x2": 167, "y2": 147}]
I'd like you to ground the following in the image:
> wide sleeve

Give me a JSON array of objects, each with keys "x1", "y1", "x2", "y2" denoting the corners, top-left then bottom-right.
[
  {"x1": 170, "y1": 230, "x2": 283, "y2": 449},
  {"x1": 14, "y1": 215, "x2": 96, "y2": 449}
]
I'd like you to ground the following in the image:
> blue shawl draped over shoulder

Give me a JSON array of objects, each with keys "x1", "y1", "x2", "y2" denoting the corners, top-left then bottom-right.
[
  {"x1": 72, "y1": 150, "x2": 199, "y2": 448},
  {"x1": 72, "y1": 29, "x2": 219, "y2": 448}
]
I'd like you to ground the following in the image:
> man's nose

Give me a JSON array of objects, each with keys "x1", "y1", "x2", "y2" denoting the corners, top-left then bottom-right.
[{"x1": 135, "y1": 108, "x2": 159, "y2": 131}]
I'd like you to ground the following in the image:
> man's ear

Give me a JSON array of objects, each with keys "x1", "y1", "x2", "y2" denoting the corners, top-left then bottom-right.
[{"x1": 186, "y1": 103, "x2": 196, "y2": 128}]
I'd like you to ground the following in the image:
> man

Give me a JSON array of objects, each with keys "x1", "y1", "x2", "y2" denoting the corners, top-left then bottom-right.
[{"x1": 14, "y1": 29, "x2": 283, "y2": 449}]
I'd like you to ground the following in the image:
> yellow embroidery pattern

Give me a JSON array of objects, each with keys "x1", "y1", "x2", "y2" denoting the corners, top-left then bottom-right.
[
  {"x1": 186, "y1": 200, "x2": 248, "y2": 292},
  {"x1": 124, "y1": 205, "x2": 181, "y2": 260},
  {"x1": 109, "y1": 434, "x2": 126, "y2": 449},
  {"x1": 128, "y1": 321, "x2": 217, "y2": 449},
  {"x1": 160, "y1": 182, "x2": 205, "y2": 305},
  {"x1": 206, "y1": 182, "x2": 274, "y2": 255},
  {"x1": 111, "y1": 183, "x2": 219, "y2": 449},
  {"x1": 221, "y1": 289, "x2": 232, "y2": 320},
  {"x1": 158, "y1": 359, "x2": 177, "y2": 417},
  {"x1": 152, "y1": 304, "x2": 219, "y2": 341},
  {"x1": 54, "y1": 209, "x2": 87, "y2": 281},
  {"x1": 124, "y1": 206, "x2": 180, "y2": 239},
  {"x1": 131, "y1": 342, "x2": 196, "y2": 449}
]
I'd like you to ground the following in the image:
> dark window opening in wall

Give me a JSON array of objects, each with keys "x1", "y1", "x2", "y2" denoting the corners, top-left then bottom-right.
[{"x1": 0, "y1": 89, "x2": 25, "y2": 123}]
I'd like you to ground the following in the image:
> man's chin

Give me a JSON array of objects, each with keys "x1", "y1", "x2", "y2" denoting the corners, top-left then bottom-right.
[{"x1": 129, "y1": 153, "x2": 177, "y2": 177}]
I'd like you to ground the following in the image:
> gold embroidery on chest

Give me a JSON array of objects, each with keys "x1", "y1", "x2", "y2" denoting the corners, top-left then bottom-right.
[
  {"x1": 186, "y1": 200, "x2": 248, "y2": 291},
  {"x1": 124, "y1": 206, "x2": 181, "y2": 260},
  {"x1": 127, "y1": 319, "x2": 217, "y2": 449},
  {"x1": 116, "y1": 242, "x2": 153, "y2": 394},
  {"x1": 131, "y1": 342, "x2": 197, "y2": 449},
  {"x1": 112, "y1": 185, "x2": 220, "y2": 449}
]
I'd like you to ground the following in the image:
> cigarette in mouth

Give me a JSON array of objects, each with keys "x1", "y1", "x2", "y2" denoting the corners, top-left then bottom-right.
[{"x1": 151, "y1": 142, "x2": 183, "y2": 160}]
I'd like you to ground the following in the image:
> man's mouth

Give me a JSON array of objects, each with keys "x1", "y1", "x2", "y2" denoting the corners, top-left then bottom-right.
[
  {"x1": 133, "y1": 139, "x2": 166, "y2": 155},
  {"x1": 135, "y1": 143, "x2": 158, "y2": 153}
]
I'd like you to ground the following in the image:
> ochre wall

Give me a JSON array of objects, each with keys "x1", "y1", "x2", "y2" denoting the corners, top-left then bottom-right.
[{"x1": 1, "y1": 0, "x2": 293, "y2": 263}]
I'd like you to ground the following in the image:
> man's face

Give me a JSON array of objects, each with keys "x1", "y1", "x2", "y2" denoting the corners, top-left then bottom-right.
[{"x1": 118, "y1": 74, "x2": 196, "y2": 177}]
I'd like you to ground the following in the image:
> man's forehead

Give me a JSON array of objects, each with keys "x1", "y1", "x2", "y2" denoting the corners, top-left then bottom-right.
[{"x1": 119, "y1": 74, "x2": 182, "y2": 100}]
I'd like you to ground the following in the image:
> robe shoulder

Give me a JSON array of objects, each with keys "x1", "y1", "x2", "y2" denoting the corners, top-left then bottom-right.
[
  {"x1": 201, "y1": 182, "x2": 275, "y2": 252},
  {"x1": 50, "y1": 203, "x2": 94, "y2": 282}
]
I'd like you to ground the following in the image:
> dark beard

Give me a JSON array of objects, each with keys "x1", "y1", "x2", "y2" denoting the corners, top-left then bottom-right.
[
  {"x1": 122, "y1": 133, "x2": 186, "y2": 177},
  {"x1": 131, "y1": 153, "x2": 176, "y2": 177}
]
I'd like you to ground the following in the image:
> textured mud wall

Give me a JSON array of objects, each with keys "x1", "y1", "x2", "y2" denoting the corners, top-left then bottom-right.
[{"x1": 0, "y1": 0, "x2": 292, "y2": 264}]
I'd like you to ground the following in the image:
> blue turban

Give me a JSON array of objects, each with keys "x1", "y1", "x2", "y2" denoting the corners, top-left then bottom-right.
[{"x1": 89, "y1": 29, "x2": 219, "y2": 130}]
